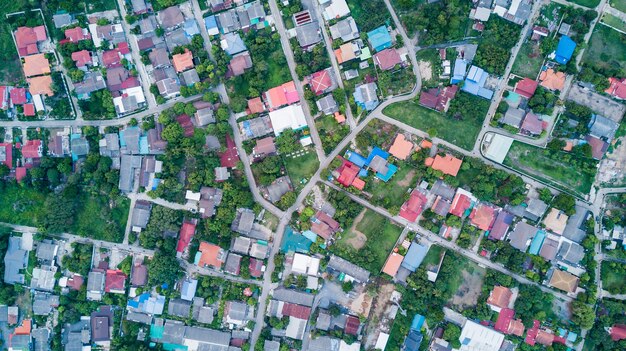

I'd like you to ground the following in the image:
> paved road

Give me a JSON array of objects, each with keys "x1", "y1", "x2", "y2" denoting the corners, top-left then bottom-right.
[{"x1": 267, "y1": 0, "x2": 326, "y2": 163}]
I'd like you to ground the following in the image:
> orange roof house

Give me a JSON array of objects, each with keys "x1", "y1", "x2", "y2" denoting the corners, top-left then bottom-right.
[
  {"x1": 14, "y1": 319, "x2": 31, "y2": 335},
  {"x1": 334, "y1": 112, "x2": 346, "y2": 123},
  {"x1": 539, "y1": 69, "x2": 565, "y2": 91},
  {"x1": 486, "y1": 286, "x2": 513, "y2": 311},
  {"x1": 23, "y1": 54, "x2": 51, "y2": 77},
  {"x1": 548, "y1": 269, "x2": 579, "y2": 293},
  {"x1": 334, "y1": 43, "x2": 357, "y2": 64},
  {"x1": 247, "y1": 97, "x2": 265, "y2": 114},
  {"x1": 28, "y1": 76, "x2": 54, "y2": 96},
  {"x1": 469, "y1": 204, "x2": 497, "y2": 231},
  {"x1": 536, "y1": 330, "x2": 556, "y2": 346},
  {"x1": 264, "y1": 81, "x2": 299, "y2": 110},
  {"x1": 71, "y1": 50, "x2": 92, "y2": 67},
  {"x1": 420, "y1": 139, "x2": 433, "y2": 149},
  {"x1": 429, "y1": 154, "x2": 462, "y2": 176},
  {"x1": 382, "y1": 252, "x2": 404, "y2": 277},
  {"x1": 388, "y1": 134, "x2": 413, "y2": 160},
  {"x1": 172, "y1": 50, "x2": 194, "y2": 73},
  {"x1": 197, "y1": 241, "x2": 225, "y2": 269},
  {"x1": 605, "y1": 77, "x2": 626, "y2": 100}
]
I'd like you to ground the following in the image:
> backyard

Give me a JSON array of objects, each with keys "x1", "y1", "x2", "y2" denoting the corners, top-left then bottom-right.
[
  {"x1": 333, "y1": 209, "x2": 403, "y2": 273},
  {"x1": 511, "y1": 40, "x2": 544, "y2": 78},
  {"x1": 284, "y1": 150, "x2": 320, "y2": 192},
  {"x1": 601, "y1": 261, "x2": 626, "y2": 294},
  {"x1": 582, "y1": 24, "x2": 626, "y2": 72},
  {"x1": 568, "y1": 0, "x2": 601, "y2": 7},
  {"x1": 382, "y1": 93, "x2": 487, "y2": 151},
  {"x1": 503, "y1": 141, "x2": 597, "y2": 194}
]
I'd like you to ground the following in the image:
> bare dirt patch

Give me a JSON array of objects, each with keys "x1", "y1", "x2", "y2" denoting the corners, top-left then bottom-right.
[
  {"x1": 450, "y1": 269, "x2": 486, "y2": 309},
  {"x1": 418, "y1": 60, "x2": 433, "y2": 81},
  {"x1": 346, "y1": 209, "x2": 367, "y2": 250},
  {"x1": 363, "y1": 283, "x2": 397, "y2": 348},
  {"x1": 396, "y1": 169, "x2": 416, "y2": 187}
]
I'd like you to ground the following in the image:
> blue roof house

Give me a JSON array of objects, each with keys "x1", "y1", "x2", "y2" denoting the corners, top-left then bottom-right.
[
  {"x1": 204, "y1": 16, "x2": 219, "y2": 36},
  {"x1": 353, "y1": 82, "x2": 379, "y2": 111},
  {"x1": 367, "y1": 26, "x2": 393, "y2": 52},
  {"x1": 184, "y1": 19, "x2": 200, "y2": 38},
  {"x1": 462, "y1": 65, "x2": 494, "y2": 99},
  {"x1": 411, "y1": 314, "x2": 425, "y2": 331},
  {"x1": 403, "y1": 329, "x2": 423, "y2": 351},
  {"x1": 554, "y1": 35, "x2": 576, "y2": 65},
  {"x1": 221, "y1": 32, "x2": 247, "y2": 56},
  {"x1": 401, "y1": 242, "x2": 429, "y2": 272},
  {"x1": 451, "y1": 58, "x2": 468, "y2": 84}
]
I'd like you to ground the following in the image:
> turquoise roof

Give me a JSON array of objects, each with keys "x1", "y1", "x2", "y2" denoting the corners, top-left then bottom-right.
[
  {"x1": 528, "y1": 230, "x2": 546, "y2": 255},
  {"x1": 367, "y1": 26, "x2": 392, "y2": 52}
]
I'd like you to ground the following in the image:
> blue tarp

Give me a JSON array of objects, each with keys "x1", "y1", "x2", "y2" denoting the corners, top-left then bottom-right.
[
  {"x1": 528, "y1": 230, "x2": 546, "y2": 255},
  {"x1": 401, "y1": 242, "x2": 429, "y2": 272},
  {"x1": 555, "y1": 35, "x2": 576, "y2": 64}
]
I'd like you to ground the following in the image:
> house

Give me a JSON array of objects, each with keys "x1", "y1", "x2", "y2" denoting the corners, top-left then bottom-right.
[
  {"x1": 553, "y1": 36, "x2": 576, "y2": 65},
  {"x1": 401, "y1": 242, "x2": 429, "y2": 272},
  {"x1": 334, "y1": 42, "x2": 358, "y2": 63},
  {"x1": 71, "y1": 50, "x2": 92, "y2": 68},
  {"x1": 291, "y1": 253, "x2": 321, "y2": 276},
  {"x1": 32, "y1": 292, "x2": 59, "y2": 316},
  {"x1": 501, "y1": 107, "x2": 525, "y2": 128},
  {"x1": 609, "y1": 324, "x2": 626, "y2": 341},
  {"x1": 538, "y1": 237, "x2": 559, "y2": 261},
  {"x1": 23, "y1": 54, "x2": 51, "y2": 77},
  {"x1": 183, "y1": 19, "x2": 200, "y2": 37},
  {"x1": 180, "y1": 278, "x2": 198, "y2": 301},
  {"x1": 225, "y1": 301, "x2": 251, "y2": 326},
  {"x1": 194, "y1": 107, "x2": 215, "y2": 127},
  {"x1": 130, "y1": 201, "x2": 152, "y2": 233},
  {"x1": 543, "y1": 208, "x2": 568, "y2": 235},
  {"x1": 296, "y1": 22, "x2": 322, "y2": 48},
  {"x1": 557, "y1": 241, "x2": 585, "y2": 265},
  {"x1": 176, "y1": 221, "x2": 196, "y2": 257},
  {"x1": 486, "y1": 286, "x2": 512, "y2": 312},
  {"x1": 329, "y1": 17, "x2": 359, "y2": 42},
  {"x1": 451, "y1": 58, "x2": 468, "y2": 84},
  {"x1": 268, "y1": 104, "x2": 307, "y2": 135},
  {"x1": 168, "y1": 298, "x2": 191, "y2": 318},
  {"x1": 3, "y1": 237, "x2": 29, "y2": 284},
  {"x1": 253, "y1": 137, "x2": 276, "y2": 158},
  {"x1": 156, "y1": 77, "x2": 181, "y2": 98},
  {"x1": 462, "y1": 65, "x2": 493, "y2": 99},
  {"x1": 316, "y1": 94, "x2": 339, "y2": 115},
  {"x1": 247, "y1": 97, "x2": 266, "y2": 114},
  {"x1": 399, "y1": 189, "x2": 427, "y2": 222},
  {"x1": 0, "y1": 143, "x2": 13, "y2": 169},
  {"x1": 470, "y1": 204, "x2": 497, "y2": 231},
  {"x1": 367, "y1": 26, "x2": 392, "y2": 52},
  {"x1": 588, "y1": 114, "x2": 619, "y2": 141},
  {"x1": 31, "y1": 265, "x2": 57, "y2": 291},
  {"x1": 309, "y1": 68, "x2": 336, "y2": 96},
  {"x1": 228, "y1": 51, "x2": 253, "y2": 76},
  {"x1": 158, "y1": 6, "x2": 184, "y2": 30},
  {"x1": 514, "y1": 78, "x2": 538, "y2": 99},
  {"x1": 489, "y1": 211, "x2": 514, "y2": 240},
  {"x1": 605, "y1": 77, "x2": 626, "y2": 100},
  {"x1": 53, "y1": 13, "x2": 75, "y2": 28},
  {"x1": 64, "y1": 27, "x2": 90, "y2": 42},
  {"x1": 130, "y1": 263, "x2": 148, "y2": 287},
  {"x1": 520, "y1": 112, "x2": 543, "y2": 135},
  {"x1": 418, "y1": 85, "x2": 458, "y2": 112},
  {"x1": 449, "y1": 188, "x2": 476, "y2": 217},
  {"x1": 197, "y1": 242, "x2": 226, "y2": 269},
  {"x1": 149, "y1": 48, "x2": 170, "y2": 68},
  {"x1": 198, "y1": 186, "x2": 223, "y2": 218},
  {"x1": 219, "y1": 134, "x2": 239, "y2": 168},
  {"x1": 22, "y1": 139, "x2": 43, "y2": 159},
  {"x1": 105, "y1": 270, "x2": 126, "y2": 294},
  {"x1": 373, "y1": 48, "x2": 401, "y2": 71},
  {"x1": 353, "y1": 82, "x2": 379, "y2": 111},
  {"x1": 382, "y1": 252, "x2": 404, "y2": 278},
  {"x1": 264, "y1": 81, "x2": 299, "y2": 110},
  {"x1": 539, "y1": 68, "x2": 566, "y2": 91},
  {"x1": 28, "y1": 75, "x2": 54, "y2": 97},
  {"x1": 172, "y1": 50, "x2": 194, "y2": 73},
  {"x1": 87, "y1": 270, "x2": 106, "y2": 301},
  {"x1": 91, "y1": 307, "x2": 114, "y2": 346},
  {"x1": 74, "y1": 71, "x2": 106, "y2": 98},
  {"x1": 10, "y1": 87, "x2": 27, "y2": 105},
  {"x1": 426, "y1": 153, "x2": 463, "y2": 176},
  {"x1": 131, "y1": 0, "x2": 150, "y2": 14},
  {"x1": 458, "y1": 321, "x2": 504, "y2": 351},
  {"x1": 548, "y1": 269, "x2": 579, "y2": 293},
  {"x1": 221, "y1": 32, "x2": 247, "y2": 55},
  {"x1": 508, "y1": 222, "x2": 538, "y2": 251},
  {"x1": 494, "y1": 308, "x2": 524, "y2": 336},
  {"x1": 15, "y1": 26, "x2": 47, "y2": 56},
  {"x1": 388, "y1": 134, "x2": 413, "y2": 160},
  {"x1": 328, "y1": 255, "x2": 370, "y2": 282},
  {"x1": 204, "y1": 15, "x2": 220, "y2": 36},
  {"x1": 585, "y1": 135, "x2": 608, "y2": 160}
]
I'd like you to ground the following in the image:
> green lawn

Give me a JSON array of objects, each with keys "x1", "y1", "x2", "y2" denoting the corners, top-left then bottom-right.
[
  {"x1": 612, "y1": 0, "x2": 626, "y2": 13},
  {"x1": 503, "y1": 141, "x2": 597, "y2": 195},
  {"x1": 511, "y1": 40, "x2": 544, "y2": 78},
  {"x1": 284, "y1": 149, "x2": 319, "y2": 191},
  {"x1": 601, "y1": 261, "x2": 626, "y2": 294},
  {"x1": 0, "y1": 185, "x2": 46, "y2": 227},
  {"x1": 583, "y1": 24, "x2": 626, "y2": 72},
  {"x1": 0, "y1": 1, "x2": 28, "y2": 83},
  {"x1": 382, "y1": 97, "x2": 484, "y2": 151},
  {"x1": 73, "y1": 194, "x2": 130, "y2": 243},
  {"x1": 334, "y1": 209, "x2": 403, "y2": 273},
  {"x1": 602, "y1": 13, "x2": 626, "y2": 33},
  {"x1": 368, "y1": 165, "x2": 416, "y2": 211},
  {"x1": 568, "y1": 0, "x2": 601, "y2": 7}
]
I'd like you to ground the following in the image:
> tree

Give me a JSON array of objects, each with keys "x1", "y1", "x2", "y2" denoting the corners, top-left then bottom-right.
[
  {"x1": 68, "y1": 68, "x2": 85, "y2": 82},
  {"x1": 341, "y1": 280, "x2": 354, "y2": 293},
  {"x1": 42, "y1": 191, "x2": 76, "y2": 233},
  {"x1": 148, "y1": 251, "x2": 182, "y2": 289},
  {"x1": 571, "y1": 300, "x2": 595, "y2": 329},
  {"x1": 161, "y1": 123, "x2": 184, "y2": 143},
  {"x1": 552, "y1": 193, "x2": 576, "y2": 215},
  {"x1": 443, "y1": 324, "x2": 461, "y2": 348},
  {"x1": 547, "y1": 138, "x2": 566, "y2": 152}
]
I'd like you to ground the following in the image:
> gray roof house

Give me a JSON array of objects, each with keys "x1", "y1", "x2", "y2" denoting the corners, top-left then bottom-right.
[
  {"x1": 563, "y1": 205, "x2": 589, "y2": 243},
  {"x1": 31, "y1": 265, "x2": 57, "y2": 291},
  {"x1": 296, "y1": 21, "x2": 322, "y2": 48},
  {"x1": 316, "y1": 94, "x2": 339, "y2": 115},
  {"x1": 3, "y1": 236, "x2": 28, "y2": 284},
  {"x1": 71, "y1": 137, "x2": 90, "y2": 158},
  {"x1": 53, "y1": 13, "x2": 75, "y2": 28},
  {"x1": 165, "y1": 28, "x2": 190, "y2": 52},
  {"x1": 309, "y1": 336, "x2": 339, "y2": 351},
  {"x1": 181, "y1": 278, "x2": 198, "y2": 301},
  {"x1": 158, "y1": 6, "x2": 184, "y2": 30},
  {"x1": 524, "y1": 198, "x2": 548, "y2": 222},
  {"x1": 32, "y1": 327, "x2": 50, "y2": 351},
  {"x1": 231, "y1": 208, "x2": 256, "y2": 235},
  {"x1": 184, "y1": 326, "x2": 231, "y2": 349},
  {"x1": 329, "y1": 17, "x2": 359, "y2": 42},
  {"x1": 181, "y1": 68, "x2": 200, "y2": 86},
  {"x1": 131, "y1": 200, "x2": 152, "y2": 230},
  {"x1": 194, "y1": 107, "x2": 215, "y2": 127},
  {"x1": 119, "y1": 154, "x2": 143, "y2": 193},
  {"x1": 225, "y1": 301, "x2": 250, "y2": 326},
  {"x1": 263, "y1": 176, "x2": 292, "y2": 203},
  {"x1": 501, "y1": 107, "x2": 525, "y2": 128},
  {"x1": 157, "y1": 77, "x2": 181, "y2": 98},
  {"x1": 87, "y1": 270, "x2": 106, "y2": 301},
  {"x1": 232, "y1": 236, "x2": 251, "y2": 255},
  {"x1": 36, "y1": 241, "x2": 58, "y2": 264},
  {"x1": 272, "y1": 288, "x2": 315, "y2": 307},
  {"x1": 168, "y1": 298, "x2": 192, "y2": 318},
  {"x1": 264, "y1": 340, "x2": 281, "y2": 351},
  {"x1": 161, "y1": 319, "x2": 185, "y2": 344},
  {"x1": 328, "y1": 255, "x2": 371, "y2": 282},
  {"x1": 131, "y1": 0, "x2": 149, "y2": 14},
  {"x1": 557, "y1": 241, "x2": 585, "y2": 265},
  {"x1": 74, "y1": 72, "x2": 107, "y2": 99},
  {"x1": 217, "y1": 10, "x2": 240, "y2": 33},
  {"x1": 139, "y1": 17, "x2": 158, "y2": 34},
  {"x1": 221, "y1": 32, "x2": 247, "y2": 55},
  {"x1": 197, "y1": 306, "x2": 215, "y2": 324},
  {"x1": 588, "y1": 114, "x2": 619, "y2": 141},
  {"x1": 149, "y1": 48, "x2": 170, "y2": 68},
  {"x1": 508, "y1": 222, "x2": 538, "y2": 251},
  {"x1": 224, "y1": 253, "x2": 242, "y2": 275},
  {"x1": 33, "y1": 292, "x2": 60, "y2": 315}
]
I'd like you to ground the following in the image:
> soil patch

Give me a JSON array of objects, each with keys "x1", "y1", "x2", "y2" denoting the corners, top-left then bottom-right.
[
  {"x1": 450, "y1": 269, "x2": 485, "y2": 309},
  {"x1": 346, "y1": 209, "x2": 367, "y2": 250},
  {"x1": 396, "y1": 169, "x2": 416, "y2": 187},
  {"x1": 418, "y1": 60, "x2": 433, "y2": 81}
]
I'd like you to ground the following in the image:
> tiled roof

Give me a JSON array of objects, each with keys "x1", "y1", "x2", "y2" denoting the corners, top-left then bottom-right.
[
  {"x1": 429, "y1": 154, "x2": 462, "y2": 176},
  {"x1": 23, "y1": 54, "x2": 50, "y2": 77},
  {"x1": 388, "y1": 134, "x2": 413, "y2": 160}
]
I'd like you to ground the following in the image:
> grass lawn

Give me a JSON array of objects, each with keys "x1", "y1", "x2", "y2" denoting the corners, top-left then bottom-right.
[
  {"x1": 422, "y1": 244, "x2": 444, "y2": 267},
  {"x1": 316, "y1": 114, "x2": 350, "y2": 154},
  {"x1": 511, "y1": 40, "x2": 544, "y2": 78},
  {"x1": 0, "y1": 1, "x2": 28, "y2": 84},
  {"x1": 0, "y1": 185, "x2": 46, "y2": 226},
  {"x1": 602, "y1": 13, "x2": 626, "y2": 33},
  {"x1": 368, "y1": 165, "x2": 416, "y2": 210},
  {"x1": 382, "y1": 98, "x2": 483, "y2": 151},
  {"x1": 538, "y1": 1, "x2": 565, "y2": 25},
  {"x1": 284, "y1": 149, "x2": 319, "y2": 191},
  {"x1": 388, "y1": 68, "x2": 417, "y2": 95},
  {"x1": 86, "y1": 0, "x2": 118, "y2": 13},
  {"x1": 503, "y1": 141, "x2": 597, "y2": 194},
  {"x1": 568, "y1": 0, "x2": 601, "y2": 7},
  {"x1": 612, "y1": 0, "x2": 626, "y2": 12},
  {"x1": 334, "y1": 209, "x2": 403, "y2": 273},
  {"x1": 583, "y1": 25, "x2": 626, "y2": 72},
  {"x1": 73, "y1": 194, "x2": 130, "y2": 243},
  {"x1": 346, "y1": 0, "x2": 391, "y2": 33},
  {"x1": 601, "y1": 261, "x2": 626, "y2": 294}
]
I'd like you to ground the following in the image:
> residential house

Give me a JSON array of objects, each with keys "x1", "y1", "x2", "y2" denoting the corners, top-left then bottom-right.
[
  {"x1": 158, "y1": 6, "x2": 184, "y2": 30},
  {"x1": 401, "y1": 242, "x2": 429, "y2": 273},
  {"x1": 588, "y1": 114, "x2": 618, "y2": 141},
  {"x1": 225, "y1": 301, "x2": 251, "y2": 326},
  {"x1": 105, "y1": 270, "x2": 126, "y2": 294},
  {"x1": 74, "y1": 72, "x2": 107, "y2": 99},
  {"x1": 296, "y1": 22, "x2": 322, "y2": 49},
  {"x1": 316, "y1": 94, "x2": 339, "y2": 115},
  {"x1": 264, "y1": 81, "x2": 299, "y2": 110},
  {"x1": 238, "y1": 115, "x2": 273, "y2": 139},
  {"x1": 15, "y1": 26, "x2": 47, "y2": 56},
  {"x1": 253, "y1": 137, "x2": 277, "y2": 158},
  {"x1": 508, "y1": 222, "x2": 538, "y2": 251},
  {"x1": 461, "y1": 65, "x2": 494, "y2": 99},
  {"x1": 228, "y1": 51, "x2": 253, "y2": 76},
  {"x1": 168, "y1": 299, "x2": 191, "y2": 318},
  {"x1": 539, "y1": 68, "x2": 566, "y2": 91},
  {"x1": 470, "y1": 204, "x2": 497, "y2": 231},
  {"x1": 309, "y1": 68, "x2": 336, "y2": 96},
  {"x1": 605, "y1": 77, "x2": 626, "y2": 100},
  {"x1": 418, "y1": 85, "x2": 458, "y2": 112},
  {"x1": 520, "y1": 112, "x2": 543, "y2": 135},
  {"x1": 327, "y1": 255, "x2": 370, "y2": 283},
  {"x1": 543, "y1": 208, "x2": 568, "y2": 235},
  {"x1": 204, "y1": 15, "x2": 220, "y2": 36},
  {"x1": 458, "y1": 321, "x2": 504, "y2": 351},
  {"x1": 3, "y1": 236, "x2": 28, "y2": 284},
  {"x1": 373, "y1": 48, "x2": 401, "y2": 71},
  {"x1": 272, "y1": 287, "x2": 315, "y2": 307},
  {"x1": 553, "y1": 35, "x2": 575, "y2": 65},
  {"x1": 71, "y1": 50, "x2": 92, "y2": 68},
  {"x1": 322, "y1": 0, "x2": 350, "y2": 20},
  {"x1": 53, "y1": 13, "x2": 75, "y2": 28},
  {"x1": 367, "y1": 26, "x2": 392, "y2": 52},
  {"x1": 194, "y1": 107, "x2": 215, "y2": 127},
  {"x1": 221, "y1": 32, "x2": 247, "y2": 55},
  {"x1": 267, "y1": 104, "x2": 307, "y2": 135},
  {"x1": 64, "y1": 27, "x2": 90, "y2": 43},
  {"x1": 486, "y1": 286, "x2": 513, "y2": 312},
  {"x1": 539, "y1": 237, "x2": 560, "y2": 261},
  {"x1": 197, "y1": 241, "x2": 226, "y2": 269},
  {"x1": 91, "y1": 306, "x2": 113, "y2": 347},
  {"x1": 399, "y1": 189, "x2": 427, "y2": 222},
  {"x1": 23, "y1": 54, "x2": 51, "y2": 77},
  {"x1": 131, "y1": 200, "x2": 152, "y2": 232},
  {"x1": 176, "y1": 222, "x2": 196, "y2": 258},
  {"x1": 514, "y1": 78, "x2": 538, "y2": 99},
  {"x1": 263, "y1": 176, "x2": 292, "y2": 203},
  {"x1": 32, "y1": 292, "x2": 60, "y2": 315},
  {"x1": 426, "y1": 153, "x2": 463, "y2": 176},
  {"x1": 501, "y1": 107, "x2": 525, "y2": 128},
  {"x1": 172, "y1": 50, "x2": 194, "y2": 73},
  {"x1": 31, "y1": 265, "x2": 57, "y2": 291},
  {"x1": 131, "y1": 263, "x2": 148, "y2": 287},
  {"x1": 329, "y1": 17, "x2": 359, "y2": 43},
  {"x1": 556, "y1": 241, "x2": 585, "y2": 266},
  {"x1": 198, "y1": 186, "x2": 223, "y2": 218},
  {"x1": 220, "y1": 134, "x2": 240, "y2": 167},
  {"x1": 547, "y1": 268, "x2": 579, "y2": 294},
  {"x1": 149, "y1": 47, "x2": 170, "y2": 68},
  {"x1": 489, "y1": 211, "x2": 514, "y2": 240},
  {"x1": 353, "y1": 82, "x2": 379, "y2": 111},
  {"x1": 119, "y1": 154, "x2": 143, "y2": 193}
]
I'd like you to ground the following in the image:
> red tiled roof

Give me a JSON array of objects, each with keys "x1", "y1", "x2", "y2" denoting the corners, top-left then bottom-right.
[
  {"x1": 67, "y1": 274, "x2": 84, "y2": 290},
  {"x1": 71, "y1": 50, "x2": 91, "y2": 67},
  {"x1": 117, "y1": 42, "x2": 130, "y2": 55},
  {"x1": 220, "y1": 134, "x2": 239, "y2": 168},
  {"x1": 264, "y1": 81, "x2": 299, "y2": 110},
  {"x1": 64, "y1": 27, "x2": 90, "y2": 42},
  {"x1": 487, "y1": 286, "x2": 513, "y2": 309},
  {"x1": 610, "y1": 324, "x2": 626, "y2": 341},
  {"x1": 21, "y1": 139, "x2": 41, "y2": 159},
  {"x1": 131, "y1": 264, "x2": 147, "y2": 286},
  {"x1": 15, "y1": 26, "x2": 46, "y2": 56},
  {"x1": 0, "y1": 143, "x2": 13, "y2": 169},
  {"x1": 508, "y1": 319, "x2": 525, "y2": 336},
  {"x1": 311, "y1": 221, "x2": 333, "y2": 240},
  {"x1": 23, "y1": 103, "x2": 35, "y2": 116},
  {"x1": 585, "y1": 135, "x2": 608, "y2": 160},
  {"x1": 344, "y1": 315, "x2": 360, "y2": 335},
  {"x1": 247, "y1": 97, "x2": 265, "y2": 114},
  {"x1": 449, "y1": 193, "x2": 471, "y2": 217},
  {"x1": 399, "y1": 189, "x2": 427, "y2": 222},
  {"x1": 102, "y1": 49, "x2": 121, "y2": 67},
  {"x1": 352, "y1": 178, "x2": 365, "y2": 190},
  {"x1": 494, "y1": 308, "x2": 514, "y2": 333},
  {"x1": 172, "y1": 50, "x2": 194, "y2": 73},
  {"x1": 198, "y1": 242, "x2": 224, "y2": 268},
  {"x1": 525, "y1": 320, "x2": 541, "y2": 346},
  {"x1": 521, "y1": 112, "x2": 542, "y2": 135},
  {"x1": 10, "y1": 87, "x2": 27, "y2": 105},
  {"x1": 281, "y1": 303, "x2": 311, "y2": 319},
  {"x1": 315, "y1": 211, "x2": 340, "y2": 231},
  {"x1": 176, "y1": 114, "x2": 195, "y2": 137},
  {"x1": 469, "y1": 204, "x2": 496, "y2": 231},
  {"x1": 309, "y1": 69, "x2": 333, "y2": 95},
  {"x1": 605, "y1": 77, "x2": 626, "y2": 99},
  {"x1": 382, "y1": 252, "x2": 404, "y2": 277},
  {"x1": 105, "y1": 269, "x2": 126, "y2": 292},
  {"x1": 430, "y1": 154, "x2": 462, "y2": 176},
  {"x1": 337, "y1": 159, "x2": 359, "y2": 188},
  {"x1": 536, "y1": 330, "x2": 555, "y2": 346},
  {"x1": 514, "y1": 78, "x2": 538, "y2": 99},
  {"x1": 249, "y1": 258, "x2": 263, "y2": 278},
  {"x1": 373, "y1": 48, "x2": 401, "y2": 71},
  {"x1": 120, "y1": 77, "x2": 140, "y2": 89},
  {"x1": 176, "y1": 221, "x2": 196, "y2": 253}
]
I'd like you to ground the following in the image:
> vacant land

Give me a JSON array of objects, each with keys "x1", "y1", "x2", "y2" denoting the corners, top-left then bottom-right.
[
  {"x1": 602, "y1": 13, "x2": 626, "y2": 33},
  {"x1": 383, "y1": 95, "x2": 485, "y2": 151},
  {"x1": 601, "y1": 261, "x2": 626, "y2": 294},
  {"x1": 504, "y1": 141, "x2": 597, "y2": 194},
  {"x1": 368, "y1": 166, "x2": 416, "y2": 211},
  {"x1": 583, "y1": 25, "x2": 626, "y2": 72},
  {"x1": 346, "y1": 0, "x2": 391, "y2": 33},
  {"x1": 316, "y1": 114, "x2": 350, "y2": 155},
  {"x1": 284, "y1": 150, "x2": 319, "y2": 191},
  {"x1": 0, "y1": 1, "x2": 28, "y2": 83},
  {"x1": 334, "y1": 209, "x2": 403, "y2": 273},
  {"x1": 612, "y1": 0, "x2": 626, "y2": 13},
  {"x1": 511, "y1": 40, "x2": 544, "y2": 78},
  {"x1": 569, "y1": 0, "x2": 601, "y2": 7},
  {"x1": 0, "y1": 185, "x2": 46, "y2": 226}
]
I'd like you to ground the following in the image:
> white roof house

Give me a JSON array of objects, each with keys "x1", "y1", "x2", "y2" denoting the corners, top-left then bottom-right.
[
  {"x1": 459, "y1": 320, "x2": 504, "y2": 351},
  {"x1": 291, "y1": 253, "x2": 320, "y2": 276},
  {"x1": 375, "y1": 332, "x2": 389, "y2": 351},
  {"x1": 268, "y1": 104, "x2": 308, "y2": 135},
  {"x1": 323, "y1": 0, "x2": 350, "y2": 21}
]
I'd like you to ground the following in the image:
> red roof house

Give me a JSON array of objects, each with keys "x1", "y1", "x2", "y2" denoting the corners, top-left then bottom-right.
[
  {"x1": 176, "y1": 221, "x2": 196, "y2": 255},
  {"x1": 281, "y1": 303, "x2": 312, "y2": 319},
  {"x1": 315, "y1": 211, "x2": 340, "y2": 231},
  {"x1": 15, "y1": 26, "x2": 46, "y2": 56},
  {"x1": 373, "y1": 48, "x2": 402, "y2": 71},
  {"x1": 71, "y1": 50, "x2": 92, "y2": 67},
  {"x1": 520, "y1": 112, "x2": 542, "y2": 135},
  {"x1": 344, "y1": 315, "x2": 361, "y2": 335},
  {"x1": 494, "y1": 308, "x2": 515, "y2": 333},
  {"x1": 198, "y1": 242, "x2": 225, "y2": 269},
  {"x1": 264, "y1": 81, "x2": 299, "y2": 110},
  {"x1": 247, "y1": 97, "x2": 266, "y2": 114},
  {"x1": 117, "y1": 42, "x2": 130, "y2": 55},
  {"x1": 21, "y1": 140, "x2": 42, "y2": 159},
  {"x1": 0, "y1": 86, "x2": 8, "y2": 109},
  {"x1": 609, "y1": 324, "x2": 626, "y2": 341},
  {"x1": 64, "y1": 27, "x2": 90, "y2": 42},
  {"x1": 176, "y1": 114, "x2": 195, "y2": 137},
  {"x1": 10, "y1": 88, "x2": 27, "y2": 105},
  {"x1": 449, "y1": 191, "x2": 473, "y2": 217},
  {"x1": 249, "y1": 258, "x2": 264, "y2": 278},
  {"x1": 399, "y1": 189, "x2": 427, "y2": 222},
  {"x1": 15, "y1": 167, "x2": 27, "y2": 182},
  {"x1": 102, "y1": 49, "x2": 121, "y2": 68},
  {"x1": 514, "y1": 78, "x2": 538, "y2": 99},
  {"x1": 23, "y1": 103, "x2": 35, "y2": 116},
  {"x1": 429, "y1": 154, "x2": 462, "y2": 176},
  {"x1": 309, "y1": 69, "x2": 334, "y2": 95},
  {"x1": 487, "y1": 286, "x2": 513, "y2": 311},
  {"x1": 104, "y1": 269, "x2": 127, "y2": 293},
  {"x1": 605, "y1": 77, "x2": 626, "y2": 100},
  {"x1": 220, "y1": 134, "x2": 240, "y2": 168},
  {"x1": 336, "y1": 159, "x2": 359, "y2": 188},
  {"x1": 0, "y1": 143, "x2": 13, "y2": 168},
  {"x1": 469, "y1": 204, "x2": 496, "y2": 231},
  {"x1": 585, "y1": 135, "x2": 608, "y2": 160},
  {"x1": 525, "y1": 320, "x2": 541, "y2": 345}
]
